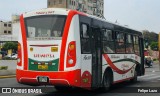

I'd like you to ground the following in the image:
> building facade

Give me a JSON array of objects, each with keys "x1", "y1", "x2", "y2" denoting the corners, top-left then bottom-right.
[
  {"x1": 0, "y1": 15, "x2": 20, "y2": 41},
  {"x1": 0, "y1": 20, "x2": 12, "y2": 35},
  {"x1": 47, "y1": 0, "x2": 104, "y2": 17}
]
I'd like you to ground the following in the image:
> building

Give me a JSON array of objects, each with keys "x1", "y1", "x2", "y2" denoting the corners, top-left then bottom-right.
[
  {"x1": 0, "y1": 15, "x2": 20, "y2": 41},
  {"x1": 12, "y1": 15, "x2": 20, "y2": 23},
  {"x1": 0, "y1": 20, "x2": 12, "y2": 35},
  {"x1": 47, "y1": 0, "x2": 104, "y2": 17}
]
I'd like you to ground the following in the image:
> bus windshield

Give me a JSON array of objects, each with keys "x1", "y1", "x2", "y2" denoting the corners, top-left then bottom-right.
[{"x1": 25, "y1": 15, "x2": 66, "y2": 39}]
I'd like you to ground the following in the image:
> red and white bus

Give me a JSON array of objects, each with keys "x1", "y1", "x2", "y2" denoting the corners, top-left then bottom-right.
[{"x1": 16, "y1": 8, "x2": 145, "y2": 91}]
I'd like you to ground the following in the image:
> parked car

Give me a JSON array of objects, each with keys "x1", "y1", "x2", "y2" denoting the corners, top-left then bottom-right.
[
  {"x1": 11, "y1": 54, "x2": 17, "y2": 59},
  {"x1": 5, "y1": 53, "x2": 17, "y2": 59}
]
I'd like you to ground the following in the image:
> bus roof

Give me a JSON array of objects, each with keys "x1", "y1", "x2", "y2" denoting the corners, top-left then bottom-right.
[
  {"x1": 85, "y1": 13, "x2": 142, "y2": 33},
  {"x1": 23, "y1": 8, "x2": 70, "y2": 18},
  {"x1": 23, "y1": 8, "x2": 142, "y2": 34}
]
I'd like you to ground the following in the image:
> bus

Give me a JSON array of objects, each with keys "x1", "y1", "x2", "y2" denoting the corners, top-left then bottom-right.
[{"x1": 16, "y1": 8, "x2": 145, "y2": 91}]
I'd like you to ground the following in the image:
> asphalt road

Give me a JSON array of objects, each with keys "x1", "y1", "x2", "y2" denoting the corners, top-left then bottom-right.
[{"x1": 1, "y1": 62, "x2": 160, "y2": 96}]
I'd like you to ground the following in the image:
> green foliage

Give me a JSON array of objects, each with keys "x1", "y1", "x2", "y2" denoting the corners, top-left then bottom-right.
[
  {"x1": 150, "y1": 42, "x2": 158, "y2": 51},
  {"x1": 0, "y1": 66, "x2": 8, "y2": 70},
  {"x1": 142, "y1": 30, "x2": 158, "y2": 45},
  {"x1": 153, "y1": 58, "x2": 158, "y2": 61},
  {"x1": 3, "y1": 42, "x2": 17, "y2": 51}
]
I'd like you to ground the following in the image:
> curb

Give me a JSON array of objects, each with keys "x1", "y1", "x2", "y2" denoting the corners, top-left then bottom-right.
[{"x1": 0, "y1": 75, "x2": 16, "y2": 79}]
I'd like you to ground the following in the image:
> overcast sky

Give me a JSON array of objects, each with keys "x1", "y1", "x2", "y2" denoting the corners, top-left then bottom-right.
[{"x1": 0, "y1": 0, "x2": 160, "y2": 33}]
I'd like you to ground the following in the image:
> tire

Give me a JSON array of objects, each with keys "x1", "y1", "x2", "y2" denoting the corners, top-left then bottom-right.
[
  {"x1": 130, "y1": 69, "x2": 137, "y2": 83},
  {"x1": 102, "y1": 71, "x2": 112, "y2": 92}
]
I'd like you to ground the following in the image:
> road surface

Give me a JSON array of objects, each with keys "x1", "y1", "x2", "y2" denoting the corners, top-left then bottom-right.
[{"x1": 0, "y1": 62, "x2": 160, "y2": 96}]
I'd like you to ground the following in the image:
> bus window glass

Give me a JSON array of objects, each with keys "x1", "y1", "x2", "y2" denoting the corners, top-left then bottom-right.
[
  {"x1": 116, "y1": 32, "x2": 125, "y2": 53},
  {"x1": 103, "y1": 41, "x2": 115, "y2": 53},
  {"x1": 80, "y1": 23, "x2": 91, "y2": 54},
  {"x1": 28, "y1": 27, "x2": 35, "y2": 38},
  {"x1": 126, "y1": 35, "x2": 132, "y2": 43},
  {"x1": 37, "y1": 28, "x2": 51, "y2": 37},
  {"x1": 81, "y1": 39, "x2": 91, "y2": 53},
  {"x1": 82, "y1": 24, "x2": 89, "y2": 38},
  {"x1": 133, "y1": 36, "x2": 140, "y2": 55},
  {"x1": 103, "y1": 29, "x2": 113, "y2": 41},
  {"x1": 116, "y1": 42, "x2": 125, "y2": 53},
  {"x1": 116, "y1": 32, "x2": 124, "y2": 43},
  {"x1": 126, "y1": 34, "x2": 134, "y2": 53},
  {"x1": 25, "y1": 15, "x2": 66, "y2": 38},
  {"x1": 102, "y1": 29, "x2": 115, "y2": 53}
]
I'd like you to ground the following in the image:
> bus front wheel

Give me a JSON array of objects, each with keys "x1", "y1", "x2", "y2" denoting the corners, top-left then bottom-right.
[
  {"x1": 130, "y1": 69, "x2": 137, "y2": 82},
  {"x1": 102, "y1": 71, "x2": 112, "y2": 91}
]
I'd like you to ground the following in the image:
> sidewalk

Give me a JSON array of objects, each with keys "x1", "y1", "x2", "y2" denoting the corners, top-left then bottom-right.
[
  {"x1": 145, "y1": 61, "x2": 160, "y2": 72},
  {"x1": 0, "y1": 60, "x2": 16, "y2": 78}
]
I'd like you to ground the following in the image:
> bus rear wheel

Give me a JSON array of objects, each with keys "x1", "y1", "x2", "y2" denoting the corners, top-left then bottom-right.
[{"x1": 102, "y1": 71, "x2": 112, "y2": 92}]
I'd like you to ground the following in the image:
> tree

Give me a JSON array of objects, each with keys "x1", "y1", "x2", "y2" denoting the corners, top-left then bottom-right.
[
  {"x1": 150, "y1": 42, "x2": 158, "y2": 51},
  {"x1": 3, "y1": 42, "x2": 17, "y2": 52},
  {"x1": 142, "y1": 30, "x2": 158, "y2": 45}
]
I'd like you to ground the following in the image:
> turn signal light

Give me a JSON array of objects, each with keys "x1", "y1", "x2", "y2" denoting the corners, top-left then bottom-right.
[{"x1": 69, "y1": 44, "x2": 75, "y2": 50}]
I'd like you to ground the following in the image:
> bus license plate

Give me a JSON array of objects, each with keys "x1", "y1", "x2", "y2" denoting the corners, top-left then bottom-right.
[{"x1": 38, "y1": 77, "x2": 48, "y2": 83}]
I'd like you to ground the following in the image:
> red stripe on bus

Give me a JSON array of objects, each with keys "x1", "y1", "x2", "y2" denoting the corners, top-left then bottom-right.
[
  {"x1": 20, "y1": 15, "x2": 28, "y2": 70},
  {"x1": 59, "y1": 10, "x2": 86, "y2": 71},
  {"x1": 103, "y1": 54, "x2": 135, "y2": 74}
]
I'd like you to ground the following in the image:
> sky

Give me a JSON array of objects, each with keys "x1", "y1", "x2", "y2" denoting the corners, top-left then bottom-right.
[{"x1": 0, "y1": 0, "x2": 160, "y2": 33}]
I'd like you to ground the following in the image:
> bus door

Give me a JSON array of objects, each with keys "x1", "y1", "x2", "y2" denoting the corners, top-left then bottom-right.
[{"x1": 91, "y1": 27, "x2": 102, "y2": 88}]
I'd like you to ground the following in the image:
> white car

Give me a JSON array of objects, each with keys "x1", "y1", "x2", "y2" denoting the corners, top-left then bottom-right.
[{"x1": 11, "y1": 54, "x2": 17, "y2": 59}]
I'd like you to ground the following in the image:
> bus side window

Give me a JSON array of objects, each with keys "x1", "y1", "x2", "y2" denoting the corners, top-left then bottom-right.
[
  {"x1": 116, "y1": 32, "x2": 125, "y2": 53},
  {"x1": 82, "y1": 24, "x2": 89, "y2": 38},
  {"x1": 133, "y1": 36, "x2": 140, "y2": 55},
  {"x1": 102, "y1": 29, "x2": 115, "y2": 53},
  {"x1": 126, "y1": 34, "x2": 134, "y2": 53},
  {"x1": 80, "y1": 23, "x2": 91, "y2": 54}
]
